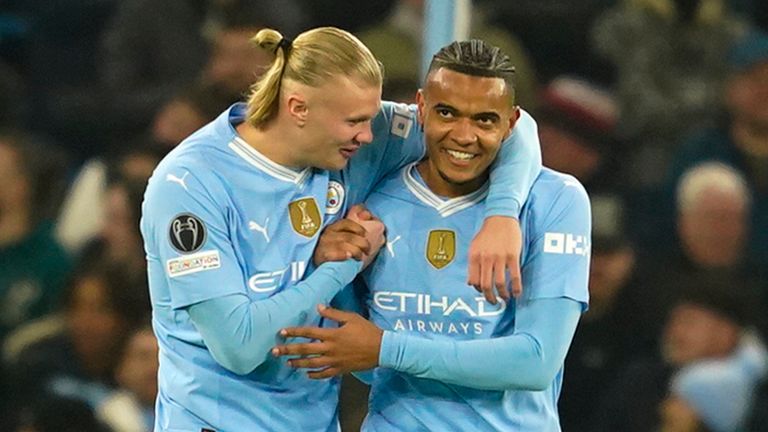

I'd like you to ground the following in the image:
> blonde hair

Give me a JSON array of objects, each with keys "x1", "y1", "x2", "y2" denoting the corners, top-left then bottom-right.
[{"x1": 246, "y1": 27, "x2": 383, "y2": 127}]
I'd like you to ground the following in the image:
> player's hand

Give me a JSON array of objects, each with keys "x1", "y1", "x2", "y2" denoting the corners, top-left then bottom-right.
[
  {"x1": 467, "y1": 216, "x2": 523, "y2": 304},
  {"x1": 346, "y1": 205, "x2": 386, "y2": 269},
  {"x1": 313, "y1": 217, "x2": 372, "y2": 266},
  {"x1": 272, "y1": 305, "x2": 383, "y2": 379}
]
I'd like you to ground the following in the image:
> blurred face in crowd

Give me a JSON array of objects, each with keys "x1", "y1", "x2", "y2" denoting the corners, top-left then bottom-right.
[
  {"x1": 587, "y1": 246, "x2": 635, "y2": 311},
  {"x1": 152, "y1": 98, "x2": 209, "y2": 149},
  {"x1": 67, "y1": 275, "x2": 129, "y2": 376},
  {"x1": 116, "y1": 328, "x2": 159, "y2": 406},
  {"x1": 417, "y1": 67, "x2": 517, "y2": 197},
  {"x1": 662, "y1": 303, "x2": 741, "y2": 366},
  {"x1": 290, "y1": 76, "x2": 381, "y2": 170},
  {"x1": 678, "y1": 186, "x2": 748, "y2": 268},
  {"x1": 538, "y1": 124, "x2": 602, "y2": 183},
  {"x1": 204, "y1": 27, "x2": 271, "y2": 94}
]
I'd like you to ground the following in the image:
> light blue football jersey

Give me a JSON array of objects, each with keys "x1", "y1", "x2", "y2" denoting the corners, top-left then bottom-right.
[
  {"x1": 141, "y1": 102, "x2": 425, "y2": 432},
  {"x1": 360, "y1": 164, "x2": 591, "y2": 432},
  {"x1": 141, "y1": 100, "x2": 541, "y2": 431}
]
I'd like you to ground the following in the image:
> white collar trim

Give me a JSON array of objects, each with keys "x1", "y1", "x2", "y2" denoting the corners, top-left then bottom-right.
[
  {"x1": 402, "y1": 163, "x2": 488, "y2": 217},
  {"x1": 228, "y1": 137, "x2": 311, "y2": 185}
]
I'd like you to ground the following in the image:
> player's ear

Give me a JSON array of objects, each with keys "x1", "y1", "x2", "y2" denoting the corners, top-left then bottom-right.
[
  {"x1": 503, "y1": 107, "x2": 521, "y2": 140},
  {"x1": 286, "y1": 93, "x2": 309, "y2": 127},
  {"x1": 416, "y1": 89, "x2": 426, "y2": 127}
]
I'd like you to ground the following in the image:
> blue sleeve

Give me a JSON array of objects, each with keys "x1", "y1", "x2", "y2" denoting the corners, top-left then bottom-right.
[
  {"x1": 141, "y1": 166, "x2": 245, "y2": 309},
  {"x1": 485, "y1": 109, "x2": 542, "y2": 218},
  {"x1": 187, "y1": 259, "x2": 362, "y2": 375},
  {"x1": 521, "y1": 176, "x2": 591, "y2": 306},
  {"x1": 379, "y1": 297, "x2": 581, "y2": 391},
  {"x1": 344, "y1": 101, "x2": 424, "y2": 204}
]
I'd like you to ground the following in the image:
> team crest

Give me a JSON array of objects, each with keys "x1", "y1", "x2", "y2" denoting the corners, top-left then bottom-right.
[
  {"x1": 426, "y1": 230, "x2": 456, "y2": 269},
  {"x1": 288, "y1": 197, "x2": 322, "y2": 238},
  {"x1": 326, "y1": 180, "x2": 345, "y2": 215}
]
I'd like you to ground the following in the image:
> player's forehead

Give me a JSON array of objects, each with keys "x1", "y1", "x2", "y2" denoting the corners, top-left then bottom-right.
[
  {"x1": 424, "y1": 68, "x2": 509, "y2": 112},
  {"x1": 313, "y1": 74, "x2": 382, "y2": 118}
]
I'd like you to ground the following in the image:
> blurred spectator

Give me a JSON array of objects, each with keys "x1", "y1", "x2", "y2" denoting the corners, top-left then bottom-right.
[
  {"x1": 5, "y1": 0, "x2": 117, "y2": 160},
  {"x1": 97, "y1": 325, "x2": 158, "y2": 432},
  {"x1": 6, "y1": 260, "x2": 149, "y2": 411},
  {"x1": 592, "y1": 0, "x2": 749, "y2": 188},
  {"x1": 535, "y1": 76, "x2": 623, "y2": 193},
  {"x1": 593, "y1": 276, "x2": 761, "y2": 432},
  {"x1": 56, "y1": 146, "x2": 161, "y2": 257},
  {"x1": 200, "y1": 13, "x2": 270, "y2": 97},
  {"x1": 675, "y1": 162, "x2": 752, "y2": 270},
  {"x1": 481, "y1": 0, "x2": 616, "y2": 82},
  {"x1": 100, "y1": 0, "x2": 210, "y2": 134},
  {"x1": 661, "y1": 334, "x2": 767, "y2": 432},
  {"x1": 665, "y1": 30, "x2": 768, "y2": 270},
  {"x1": 356, "y1": 0, "x2": 540, "y2": 108},
  {"x1": 13, "y1": 396, "x2": 111, "y2": 432},
  {"x1": 152, "y1": 82, "x2": 240, "y2": 151},
  {"x1": 0, "y1": 131, "x2": 71, "y2": 344},
  {"x1": 559, "y1": 194, "x2": 662, "y2": 431}
]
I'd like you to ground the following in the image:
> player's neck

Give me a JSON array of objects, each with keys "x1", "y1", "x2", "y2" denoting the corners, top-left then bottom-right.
[
  {"x1": 235, "y1": 120, "x2": 306, "y2": 170},
  {"x1": 416, "y1": 160, "x2": 486, "y2": 198}
]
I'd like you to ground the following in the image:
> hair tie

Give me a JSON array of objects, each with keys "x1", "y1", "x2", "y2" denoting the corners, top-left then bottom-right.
[{"x1": 277, "y1": 37, "x2": 293, "y2": 55}]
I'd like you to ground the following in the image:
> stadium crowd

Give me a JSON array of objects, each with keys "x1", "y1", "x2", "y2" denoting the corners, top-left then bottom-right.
[{"x1": 0, "y1": 0, "x2": 766, "y2": 430}]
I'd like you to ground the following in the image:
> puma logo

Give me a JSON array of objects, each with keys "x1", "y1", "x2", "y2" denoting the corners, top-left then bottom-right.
[{"x1": 166, "y1": 172, "x2": 190, "y2": 191}]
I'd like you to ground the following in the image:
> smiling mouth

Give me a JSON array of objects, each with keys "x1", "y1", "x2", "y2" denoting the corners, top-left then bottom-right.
[{"x1": 444, "y1": 148, "x2": 476, "y2": 161}]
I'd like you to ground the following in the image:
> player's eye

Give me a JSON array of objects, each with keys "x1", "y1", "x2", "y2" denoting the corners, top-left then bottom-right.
[{"x1": 436, "y1": 108, "x2": 454, "y2": 119}]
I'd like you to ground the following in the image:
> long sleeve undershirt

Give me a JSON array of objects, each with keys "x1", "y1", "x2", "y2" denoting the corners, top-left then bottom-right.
[
  {"x1": 379, "y1": 297, "x2": 581, "y2": 391},
  {"x1": 187, "y1": 259, "x2": 362, "y2": 375}
]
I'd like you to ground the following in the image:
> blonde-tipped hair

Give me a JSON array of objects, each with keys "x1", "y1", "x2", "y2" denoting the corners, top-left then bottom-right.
[{"x1": 246, "y1": 27, "x2": 383, "y2": 127}]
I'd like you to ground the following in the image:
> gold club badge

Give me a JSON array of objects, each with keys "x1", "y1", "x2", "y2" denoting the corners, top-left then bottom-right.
[
  {"x1": 426, "y1": 230, "x2": 456, "y2": 269},
  {"x1": 289, "y1": 197, "x2": 322, "y2": 238}
]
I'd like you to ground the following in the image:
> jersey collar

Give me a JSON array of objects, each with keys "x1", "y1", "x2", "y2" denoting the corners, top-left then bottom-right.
[
  {"x1": 228, "y1": 136, "x2": 311, "y2": 185},
  {"x1": 403, "y1": 163, "x2": 488, "y2": 217}
]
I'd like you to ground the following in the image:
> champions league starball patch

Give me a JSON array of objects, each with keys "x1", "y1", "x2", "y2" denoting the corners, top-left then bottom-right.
[{"x1": 169, "y1": 213, "x2": 207, "y2": 253}]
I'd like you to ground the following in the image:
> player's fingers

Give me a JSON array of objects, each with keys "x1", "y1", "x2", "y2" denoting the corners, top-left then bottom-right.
[
  {"x1": 280, "y1": 326, "x2": 332, "y2": 340},
  {"x1": 288, "y1": 356, "x2": 334, "y2": 369},
  {"x1": 494, "y1": 258, "x2": 510, "y2": 302},
  {"x1": 480, "y1": 255, "x2": 497, "y2": 305},
  {"x1": 317, "y1": 305, "x2": 356, "y2": 325},
  {"x1": 308, "y1": 367, "x2": 342, "y2": 380},
  {"x1": 467, "y1": 249, "x2": 482, "y2": 292},
  {"x1": 508, "y1": 257, "x2": 523, "y2": 298},
  {"x1": 327, "y1": 219, "x2": 367, "y2": 237},
  {"x1": 272, "y1": 341, "x2": 327, "y2": 357},
  {"x1": 316, "y1": 249, "x2": 352, "y2": 264}
]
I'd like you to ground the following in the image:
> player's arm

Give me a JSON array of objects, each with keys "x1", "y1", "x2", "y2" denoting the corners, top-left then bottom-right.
[
  {"x1": 274, "y1": 176, "x2": 590, "y2": 388},
  {"x1": 356, "y1": 102, "x2": 542, "y2": 301},
  {"x1": 142, "y1": 168, "x2": 363, "y2": 375},
  {"x1": 467, "y1": 109, "x2": 542, "y2": 302}
]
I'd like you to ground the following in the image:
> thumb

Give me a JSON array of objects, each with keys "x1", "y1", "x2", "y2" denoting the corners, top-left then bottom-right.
[{"x1": 317, "y1": 304, "x2": 354, "y2": 324}]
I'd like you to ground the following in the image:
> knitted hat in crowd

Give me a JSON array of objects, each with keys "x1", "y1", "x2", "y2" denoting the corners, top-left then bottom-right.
[{"x1": 536, "y1": 76, "x2": 619, "y2": 154}]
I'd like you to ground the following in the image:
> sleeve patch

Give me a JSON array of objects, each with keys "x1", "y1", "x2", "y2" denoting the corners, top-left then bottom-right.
[
  {"x1": 169, "y1": 213, "x2": 207, "y2": 253},
  {"x1": 167, "y1": 250, "x2": 221, "y2": 278}
]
